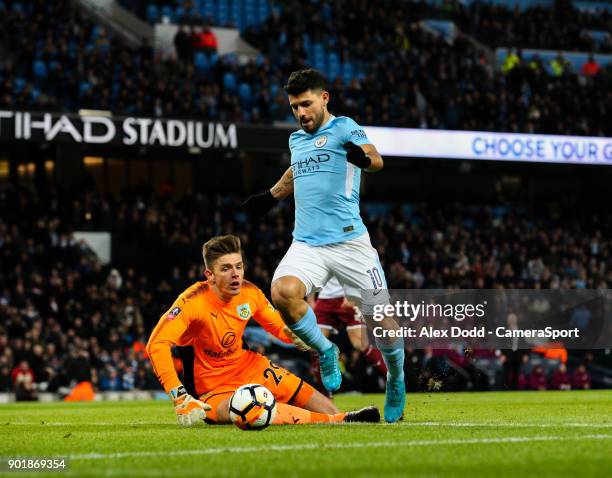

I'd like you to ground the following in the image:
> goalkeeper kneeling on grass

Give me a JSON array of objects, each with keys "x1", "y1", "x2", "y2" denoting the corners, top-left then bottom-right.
[{"x1": 146, "y1": 234, "x2": 380, "y2": 426}]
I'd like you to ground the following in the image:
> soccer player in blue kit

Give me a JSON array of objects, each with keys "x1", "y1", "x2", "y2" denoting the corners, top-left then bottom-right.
[{"x1": 243, "y1": 69, "x2": 405, "y2": 422}]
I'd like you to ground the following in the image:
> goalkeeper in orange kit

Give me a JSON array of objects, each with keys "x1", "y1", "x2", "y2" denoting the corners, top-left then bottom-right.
[{"x1": 146, "y1": 234, "x2": 380, "y2": 426}]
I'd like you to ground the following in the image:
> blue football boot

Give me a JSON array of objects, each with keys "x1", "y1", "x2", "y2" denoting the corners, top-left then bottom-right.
[
  {"x1": 384, "y1": 378, "x2": 406, "y2": 423},
  {"x1": 319, "y1": 344, "x2": 342, "y2": 392}
]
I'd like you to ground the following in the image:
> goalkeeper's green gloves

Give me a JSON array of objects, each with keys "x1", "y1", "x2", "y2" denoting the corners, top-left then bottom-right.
[{"x1": 169, "y1": 385, "x2": 212, "y2": 427}]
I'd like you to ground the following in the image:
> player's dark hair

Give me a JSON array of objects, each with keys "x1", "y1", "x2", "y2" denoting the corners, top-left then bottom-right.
[
  {"x1": 284, "y1": 69, "x2": 328, "y2": 95},
  {"x1": 202, "y1": 235, "x2": 241, "y2": 268}
]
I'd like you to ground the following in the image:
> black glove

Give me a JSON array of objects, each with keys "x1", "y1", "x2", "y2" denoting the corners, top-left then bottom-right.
[
  {"x1": 343, "y1": 141, "x2": 371, "y2": 169},
  {"x1": 241, "y1": 190, "x2": 278, "y2": 217}
]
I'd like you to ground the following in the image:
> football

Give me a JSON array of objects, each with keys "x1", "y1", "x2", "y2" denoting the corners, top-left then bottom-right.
[{"x1": 229, "y1": 384, "x2": 277, "y2": 430}]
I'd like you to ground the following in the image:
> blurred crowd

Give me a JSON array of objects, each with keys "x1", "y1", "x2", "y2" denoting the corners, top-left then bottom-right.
[
  {"x1": 0, "y1": 1, "x2": 271, "y2": 122},
  {"x1": 454, "y1": 0, "x2": 612, "y2": 53},
  {"x1": 120, "y1": 0, "x2": 611, "y2": 54},
  {"x1": 403, "y1": 349, "x2": 596, "y2": 394},
  {"x1": 0, "y1": 0, "x2": 610, "y2": 135},
  {"x1": 245, "y1": 0, "x2": 611, "y2": 135},
  {"x1": 118, "y1": 1, "x2": 187, "y2": 22},
  {"x1": 1, "y1": 184, "x2": 608, "y2": 398},
  {"x1": 517, "y1": 361, "x2": 592, "y2": 391}
]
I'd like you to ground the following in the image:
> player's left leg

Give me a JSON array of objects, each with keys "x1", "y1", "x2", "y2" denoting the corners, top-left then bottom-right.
[
  {"x1": 257, "y1": 356, "x2": 379, "y2": 424},
  {"x1": 272, "y1": 375, "x2": 379, "y2": 424},
  {"x1": 273, "y1": 403, "x2": 379, "y2": 425},
  {"x1": 200, "y1": 361, "x2": 380, "y2": 425},
  {"x1": 199, "y1": 390, "x2": 234, "y2": 424},
  {"x1": 198, "y1": 390, "x2": 346, "y2": 425},
  {"x1": 200, "y1": 390, "x2": 351, "y2": 425},
  {"x1": 324, "y1": 233, "x2": 406, "y2": 423},
  {"x1": 273, "y1": 384, "x2": 343, "y2": 425}
]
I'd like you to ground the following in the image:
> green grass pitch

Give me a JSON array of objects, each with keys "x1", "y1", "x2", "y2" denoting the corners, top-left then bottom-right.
[{"x1": 1, "y1": 391, "x2": 611, "y2": 477}]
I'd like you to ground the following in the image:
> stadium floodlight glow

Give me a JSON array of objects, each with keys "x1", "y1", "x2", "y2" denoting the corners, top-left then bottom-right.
[
  {"x1": 77, "y1": 109, "x2": 113, "y2": 117},
  {"x1": 364, "y1": 127, "x2": 612, "y2": 165}
]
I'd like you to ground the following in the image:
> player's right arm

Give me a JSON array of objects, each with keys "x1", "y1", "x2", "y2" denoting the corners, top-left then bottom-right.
[
  {"x1": 358, "y1": 143, "x2": 384, "y2": 172},
  {"x1": 270, "y1": 166, "x2": 294, "y2": 199},
  {"x1": 242, "y1": 130, "x2": 297, "y2": 216},
  {"x1": 241, "y1": 166, "x2": 293, "y2": 216},
  {"x1": 146, "y1": 303, "x2": 211, "y2": 426},
  {"x1": 340, "y1": 117, "x2": 384, "y2": 172}
]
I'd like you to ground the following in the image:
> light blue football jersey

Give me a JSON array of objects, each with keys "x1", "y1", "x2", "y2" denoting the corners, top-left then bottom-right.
[{"x1": 289, "y1": 115, "x2": 371, "y2": 246}]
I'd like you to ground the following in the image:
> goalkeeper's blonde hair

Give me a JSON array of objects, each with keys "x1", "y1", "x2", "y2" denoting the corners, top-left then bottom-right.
[{"x1": 202, "y1": 235, "x2": 241, "y2": 269}]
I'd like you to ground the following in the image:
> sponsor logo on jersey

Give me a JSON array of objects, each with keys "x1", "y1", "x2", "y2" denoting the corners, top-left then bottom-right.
[
  {"x1": 203, "y1": 347, "x2": 237, "y2": 359},
  {"x1": 351, "y1": 129, "x2": 367, "y2": 140},
  {"x1": 291, "y1": 153, "x2": 330, "y2": 177},
  {"x1": 237, "y1": 303, "x2": 251, "y2": 320},
  {"x1": 221, "y1": 331, "x2": 237, "y2": 348},
  {"x1": 167, "y1": 306, "x2": 181, "y2": 320},
  {"x1": 315, "y1": 135, "x2": 327, "y2": 148}
]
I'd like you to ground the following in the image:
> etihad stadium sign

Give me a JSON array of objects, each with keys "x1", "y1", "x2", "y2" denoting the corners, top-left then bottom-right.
[
  {"x1": 3, "y1": 110, "x2": 611, "y2": 163},
  {"x1": 0, "y1": 110, "x2": 238, "y2": 149}
]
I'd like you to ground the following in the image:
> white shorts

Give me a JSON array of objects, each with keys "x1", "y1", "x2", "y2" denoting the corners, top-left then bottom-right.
[{"x1": 272, "y1": 232, "x2": 390, "y2": 314}]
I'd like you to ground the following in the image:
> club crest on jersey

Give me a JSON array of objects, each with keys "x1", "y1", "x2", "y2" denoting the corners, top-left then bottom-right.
[
  {"x1": 167, "y1": 306, "x2": 181, "y2": 320},
  {"x1": 236, "y1": 303, "x2": 251, "y2": 320},
  {"x1": 314, "y1": 135, "x2": 327, "y2": 148}
]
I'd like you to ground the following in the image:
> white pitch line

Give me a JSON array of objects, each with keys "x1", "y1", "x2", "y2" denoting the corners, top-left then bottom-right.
[
  {"x1": 3, "y1": 422, "x2": 169, "y2": 426},
  {"x1": 402, "y1": 422, "x2": 612, "y2": 428},
  {"x1": 68, "y1": 434, "x2": 612, "y2": 460}
]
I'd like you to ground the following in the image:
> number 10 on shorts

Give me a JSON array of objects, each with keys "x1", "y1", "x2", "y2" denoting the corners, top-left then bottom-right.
[{"x1": 366, "y1": 267, "x2": 383, "y2": 290}]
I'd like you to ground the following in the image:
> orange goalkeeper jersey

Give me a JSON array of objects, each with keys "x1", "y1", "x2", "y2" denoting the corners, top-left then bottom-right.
[{"x1": 146, "y1": 280, "x2": 292, "y2": 395}]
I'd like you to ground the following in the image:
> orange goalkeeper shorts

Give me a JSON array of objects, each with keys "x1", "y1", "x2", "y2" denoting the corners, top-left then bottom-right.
[{"x1": 199, "y1": 355, "x2": 315, "y2": 424}]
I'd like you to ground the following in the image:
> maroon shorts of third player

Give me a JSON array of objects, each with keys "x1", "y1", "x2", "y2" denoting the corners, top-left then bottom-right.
[{"x1": 314, "y1": 298, "x2": 364, "y2": 333}]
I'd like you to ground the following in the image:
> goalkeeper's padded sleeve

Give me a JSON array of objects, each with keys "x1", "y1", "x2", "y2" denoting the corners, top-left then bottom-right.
[{"x1": 147, "y1": 305, "x2": 193, "y2": 393}]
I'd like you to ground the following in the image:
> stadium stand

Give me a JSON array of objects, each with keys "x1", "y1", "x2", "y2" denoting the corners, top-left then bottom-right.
[
  {"x1": 453, "y1": 0, "x2": 611, "y2": 53},
  {"x1": 118, "y1": 0, "x2": 272, "y2": 29},
  {"x1": 1, "y1": 0, "x2": 610, "y2": 134},
  {"x1": 0, "y1": 0, "x2": 276, "y2": 122},
  {"x1": 244, "y1": 0, "x2": 611, "y2": 134}
]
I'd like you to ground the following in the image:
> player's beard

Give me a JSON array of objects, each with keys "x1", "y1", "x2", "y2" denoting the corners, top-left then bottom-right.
[{"x1": 302, "y1": 109, "x2": 324, "y2": 133}]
